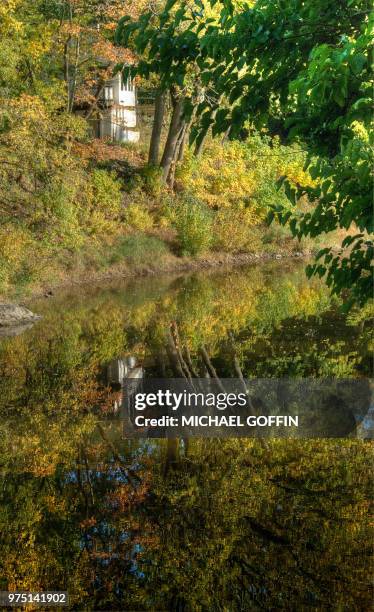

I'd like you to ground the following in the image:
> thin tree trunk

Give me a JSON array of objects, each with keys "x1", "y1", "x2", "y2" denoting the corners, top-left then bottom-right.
[
  {"x1": 177, "y1": 122, "x2": 189, "y2": 162},
  {"x1": 148, "y1": 89, "x2": 166, "y2": 166},
  {"x1": 170, "y1": 322, "x2": 194, "y2": 384},
  {"x1": 168, "y1": 110, "x2": 195, "y2": 185},
  {"x1": 199, "y1": 345, "x2": 227, "y2": 394},
  {"x1": 85, "y1": 80, "x2": 105, "y2": 120},
  {"x1": 160, "y1": 91, "x2": 184, "y2": 183},
  {"x1": 164, "y1": 439, "x2": 179, "y2": 475},
  {"x1": 166, "y1": 121, "x2": 186, "y2": 189},
  {"x1": 221, "y1": 125, "x2": 231, "y2": 144},
  {"x1": 166, "y1": 330, "x2": 188, "y2": 379},
  {"x1": 63, "y1": 37, "x2": 71, "y2": 112},
  {"x1": 184, "y1": 345, "x2": 199, "y2": 378},
  {"x1": 193, "y1": 126, "x2": 209, "y2": 157},
  {"x1": 193, "y1": 99, "x2": 222, "y2": 157},
  {"x1": 68, "y1": 34, "x2": 80, "y2": 112},
  {"x1": 64, "y1": 1, "x2": 74, "y2": 112}
]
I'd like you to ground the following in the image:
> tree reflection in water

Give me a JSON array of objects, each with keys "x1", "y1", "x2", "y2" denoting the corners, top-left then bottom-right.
[{"x1": 0, "y1": 263, "x2": 372, "y2": 609}]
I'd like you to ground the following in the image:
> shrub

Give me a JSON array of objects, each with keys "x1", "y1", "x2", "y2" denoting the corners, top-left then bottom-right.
[
  {"x1": 89, "y1": 169, "x2": 122, "y2": 217},
  {"x1": 0, "y1": 224, "x2": 40, "y2": 292},
  {"x1": 177, "y1": 141, "x2": 257, "y2": 210},
  {"x1": 140, "y1": 165, "x2": 164, "y2": 197},
  {"x1": 82, "y1": 169, "x2": 122, "y2": 233},
  {"x1": 109, "y1": 234, "x2": 169, "y2": 266},
  {"x1": 123, "y1": 202, "x2": 154, "y2": 232},
  {"x1": 261, "y1": 223, "x2": 293, "y2": 246},
  {"x1": 178, "y1": 133, "x2": 311, "y2": 215},
  {"x1": 168, "y1": 195, "x2": 213, "y2": 256},
  {"x1": 39, "y1": 176, "x2": 85, "y2": 251},
  {"x1": 213, "y1": 208, "x2": 263, "y2": 252}
]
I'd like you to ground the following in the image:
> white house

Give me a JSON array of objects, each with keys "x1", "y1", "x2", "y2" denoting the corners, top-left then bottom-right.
[{"x1": 95, "y1": 73, "x2": 140, "y2": 143}]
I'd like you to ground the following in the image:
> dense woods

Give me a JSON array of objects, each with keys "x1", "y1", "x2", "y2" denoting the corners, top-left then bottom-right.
[{"x1": 0, "y1": 0, "x2": 372, "y2": 307}]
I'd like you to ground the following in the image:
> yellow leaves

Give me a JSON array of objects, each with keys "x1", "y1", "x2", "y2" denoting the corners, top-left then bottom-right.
[
  {"x1": 178, "y1": 136, "x2": 312, "y2": 258},
  {"x1": 82, "y1": 305, "x2": 127, "y2": 364},
  {"x1": 77, "y1": 169, "x2": 123, "y2": 237},
  {"x1": 44, "y1": 495, "x2": 68, "y2": 514},
  {"x1": 7, "y1": 94, "x2": 47, "y2": 122},
  {"x1": 350, "y1": 120, "x2": 369, "y2": 143},
  {"x1": 0, "y1": 0, "x2": 21, "y2": 9},
  {"x1": 214, "y1": 207, "x2": 264, "y2": 252},
  {"x1": 1, "y1": 3, "x2": 56, "y2": 79},
  {"x1": 27, "y1": 40, "x2": 46, "y2": 61},
  {"x1": 128, "y1": 301, "x2": 157, "y2": 329},
  {"x1": 3, "y1": 412, "x2": 97, "y2": 476},
  {"x1": 280, "y1": 159, "x2": 315, "y2": 188},
  {"x1": 74, "y1": 139, "x2": 145, "y2": 166},
  {"x1": 180, "y1": 141, "x2": 258, "y2": 210},
  {"x1": 0, "y1": 1, "x2": 23, "y2": 36},
  {"x1": 123, "y1": 203, "x2": 154, "y2": 232},
  {"x1": 3, "y1": 94, "x2": 69, "y2": 161},
  {"x1": 0, "y1": 225, "x2": 32, "y2": 264},
  {"x1": 0, "y1": 225, "x2": 40, "y2": 293},
  {"x1": 59, "y1": 22, "x2": 83, "y2": 37}
]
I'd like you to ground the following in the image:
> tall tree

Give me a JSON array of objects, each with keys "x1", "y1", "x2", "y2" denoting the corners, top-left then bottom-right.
[
  {"x1": 148, "y1": 88, "x2": 166, "y2": 165},
  {"x1": 115, "y1": 1, "x2": 224, "y2": 185},
  {"x1": 117, "y1": 0, "x2": 373, "y2": 306}
]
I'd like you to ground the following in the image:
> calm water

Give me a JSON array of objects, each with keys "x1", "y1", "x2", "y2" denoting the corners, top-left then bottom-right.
[{"x1": 0, "y1": 262, "x2": 372, "y2": 610}]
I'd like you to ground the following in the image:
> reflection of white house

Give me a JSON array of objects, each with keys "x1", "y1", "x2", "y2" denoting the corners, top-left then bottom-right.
[
  {"x1": 106, "y1": 356, "x2": 143, "y2": 426},
  {"x1": 107, "y1": 356, "x2": 142, "y2": 387},
  {"x1": 94, "y1": 73, "x2": 140, "y2": 143}
]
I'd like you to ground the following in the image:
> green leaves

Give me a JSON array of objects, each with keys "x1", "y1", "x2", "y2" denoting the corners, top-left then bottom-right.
[
  {"x1": 114, "y1": 0, "x2": 373, "y2": 307},
  {"x1": 349, "y1": 52, "x2": 366, "y2": 75}
]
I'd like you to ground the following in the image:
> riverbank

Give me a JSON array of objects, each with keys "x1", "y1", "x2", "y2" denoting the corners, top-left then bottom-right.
[
  {"x1": 0, "y1": 131, "x2": 323, "y2": 301},
  {"x1": 0, "y1": 132, "x2": 345, "y2": 302},
  {"x1": 3, "y1": 245, "x2": 314, "y2": 301}
]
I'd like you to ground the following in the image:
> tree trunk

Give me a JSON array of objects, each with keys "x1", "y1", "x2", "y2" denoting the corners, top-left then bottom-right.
[
  {"x1": 221, "y1": 125, "x2": 231, "y2": 144},
  {"x1": 164, "y1": 439, "x2": 179, "y2": 475},
  {"x1": 177, "y1": 122, "x2": 189, "y2": 162},
  {"x1": 64, "y1": 2, "x2": 74, "y2": 113},
  {"x1": 63, "y1": 37, "x2": 72, "y2": 112},
  {"x1": 193, "y1": 100, "x2": 222, "y2": 157},
  {"x1": 167, "y1": 121, "x2": 186, "y2": 189},
  {"x1": 160, "y1": 92, "x2": 184, "y2": 183},
  {"x1": 68, "y1": 34, "x2": 80, "y2": 112},
  {"x1": 85, "y1": 79, "x2": 105, "y2": 120},
  {"x1": 148, "y1": 89, "x2": 166, "y2": 166},
  {"x1": 193, "y1": 126, "x2": 209, "y2": 157}
]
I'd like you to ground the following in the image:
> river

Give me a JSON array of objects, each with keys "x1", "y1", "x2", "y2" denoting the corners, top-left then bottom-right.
[{"x1": 0, "y1": 262, "x2": 372, "y2": 610}]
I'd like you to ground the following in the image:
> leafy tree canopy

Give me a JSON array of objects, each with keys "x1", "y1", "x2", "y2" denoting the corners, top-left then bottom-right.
[{"x1": 116, "y1": 0, "x2": 373, "y2": 307}]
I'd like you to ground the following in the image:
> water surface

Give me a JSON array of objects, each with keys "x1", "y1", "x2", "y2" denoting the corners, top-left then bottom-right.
[{"x1": 0, "y1": 262, "x2": 372, "y2": 610}]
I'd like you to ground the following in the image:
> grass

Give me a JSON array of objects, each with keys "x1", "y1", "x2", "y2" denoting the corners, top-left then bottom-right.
[{"x1": 107, "y1": 234, "x2": 170, "y2": 266}]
